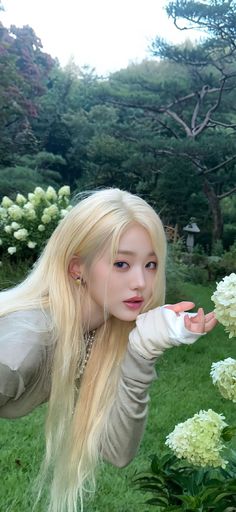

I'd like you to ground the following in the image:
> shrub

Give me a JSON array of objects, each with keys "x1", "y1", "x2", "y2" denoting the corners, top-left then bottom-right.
[{"x1": 0, "y1": 185, "x2": 71, "y2": 261}]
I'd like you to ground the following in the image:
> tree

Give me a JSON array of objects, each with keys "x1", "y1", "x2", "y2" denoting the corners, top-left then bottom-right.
[
  {"x1": 150, "y1": 0, "x2": 236, "y2": 241},
  {"x1": 96, "y1": 3, "x2": 236, "y2": 243},
  {"x1": 32, "y1": 64, "x2": 101, "y2": 185},
  {"x1": 165, "y1": 0, "x2": 236, "y2": 47},
  {"x1": 0, "y1": 22, "x2": 55, "y2": 165}
]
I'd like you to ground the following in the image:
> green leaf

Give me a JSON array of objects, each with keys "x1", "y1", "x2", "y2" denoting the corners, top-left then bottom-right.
[
  {"x1": 146, "y1": 495, "x2": 169, "y2": 506},
  {"x1": 151, "y1": 454, "x2": 161, "y2": 473},
  {"x1": 175, "y1": 494, "x2": 201, "y2": 509},
  {"x1": 222, "y1": 426, "x2": 236, "y2": 442},
  {"x1": 214, "y1": 491, "x2": 236, "y2": 503}
]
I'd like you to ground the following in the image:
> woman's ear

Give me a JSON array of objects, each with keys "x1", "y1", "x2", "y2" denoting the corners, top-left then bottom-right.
[{"x1": 68, "y1": 255, "x2": 82, "y2": 280}]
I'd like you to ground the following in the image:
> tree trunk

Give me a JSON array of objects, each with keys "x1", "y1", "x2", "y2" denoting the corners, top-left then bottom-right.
[{"x1": 203, "y1": 179, "x2": 223, "y2": 243}]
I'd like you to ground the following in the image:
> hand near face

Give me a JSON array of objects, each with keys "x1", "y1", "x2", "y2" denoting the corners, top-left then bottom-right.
[{"x1": 165, "y1": 301, "x2": 217, "y2": 334}]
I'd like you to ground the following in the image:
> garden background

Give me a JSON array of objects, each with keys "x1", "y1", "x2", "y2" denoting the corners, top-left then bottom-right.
[{"x1": 0, "y1": 0, "x2": 236, "y2": 510}]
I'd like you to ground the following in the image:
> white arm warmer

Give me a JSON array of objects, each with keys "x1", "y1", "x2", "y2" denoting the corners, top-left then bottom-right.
[{"x1": 129, "y1": 307, "x2": 205, "y2": 360}]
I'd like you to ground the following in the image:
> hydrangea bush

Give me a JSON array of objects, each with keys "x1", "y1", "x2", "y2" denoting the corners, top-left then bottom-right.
[{"x1": 0, "y1": 185, "x2": 71, "y2": 261}]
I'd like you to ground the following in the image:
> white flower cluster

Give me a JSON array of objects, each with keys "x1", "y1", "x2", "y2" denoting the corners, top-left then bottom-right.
[
  {"x1": 211, "y1": 358, "x2": 236, "y2": 403},
  {"x1": 211, "y1": 273, "x2": 236, "y2": 338},
  {"x1": 165, "y1": 409, "x2": 228, "y2": 468},
  {"x1": 0, "y1": 185, "x2": 71, "y2": 258}
]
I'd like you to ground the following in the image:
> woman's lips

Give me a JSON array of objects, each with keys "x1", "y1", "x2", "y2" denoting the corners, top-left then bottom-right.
[{"x1": 123, "y1": 299, "x2": 144, "y2": 310}]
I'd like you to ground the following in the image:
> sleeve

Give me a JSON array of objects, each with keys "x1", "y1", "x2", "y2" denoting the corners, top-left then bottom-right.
[
  {"x1": 0, "y1": 309, "x2": 52, "y2": 417},
  {"x1": 0, "y1": 363, "x2": 25, "y2": 408},
  {"x1": 129, "y1": 306, "x2": 206, "y2": 360},
  {"x1": 101, "y1": 342, "x2": 157, "y2": 468},
  {"x1": 101, "y1": 306, "x2": 205, "y2": 467}
]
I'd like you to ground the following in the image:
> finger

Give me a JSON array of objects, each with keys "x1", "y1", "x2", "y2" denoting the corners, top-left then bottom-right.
[
  {"x1": 190, "y1": 311, "x2": 217, "y2": 328},
  {"x1": 205, "y1": 312, "x2": 216, "y2": 322},
  {"x1": 184, "y1": 308, "x2": 205, "y2": 333},
  {"x1": 190, "y1": 307, "x2": 205, "y2": 323},
  {"x1": 205, "y1": 315, "x2": 218, "y2": 332},
  {"x1": 184, "y1": 314, "x2": 192, "y2": 330},
  {"x1": 165, "y1": 301, "x2": 195, "y2": 314}
]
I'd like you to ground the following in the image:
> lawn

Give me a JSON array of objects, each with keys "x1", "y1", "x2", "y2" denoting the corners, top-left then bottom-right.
[{"x1": 1, "y1": 279, "x2": 236, "y2": 512}]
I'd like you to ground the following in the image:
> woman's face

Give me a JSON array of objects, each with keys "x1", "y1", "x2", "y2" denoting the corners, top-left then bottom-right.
[{"x1": 83, "y1": 224, "x2": 158, "y2": 324}]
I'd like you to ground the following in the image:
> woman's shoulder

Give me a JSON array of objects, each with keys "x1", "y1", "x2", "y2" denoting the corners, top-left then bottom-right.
[
  {"x1": 0, "y1": 308, "x2": 53, "y2": 373},
  {"x1": 0, "y1": 308, "x2": 51, "y2": 329}
]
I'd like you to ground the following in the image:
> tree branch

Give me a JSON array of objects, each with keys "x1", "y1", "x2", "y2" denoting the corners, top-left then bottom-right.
[
  {"x1": 150, "y1": 115, "x2": 180, "y2": 139},
  {"x1": 165, "y1": 109, "x2": 193, "y2": 136},
  {"x1": 203, "y1": 154, "x2": 236, "y2": 175},
  {"x1": 208, "y1": 118, "x2": 236, "y2": 129},
  {"x1": 150, "y1": 147, "x2": 205, "y2": 171},
  {"x1": 191, "y1": 85, "x2": 208, "y2": 131},
  {"x1": 193, "y1": 78, "x2": 226, "y2": 136},
  {"x1": 161, "y1": 87, "x2": 221, "y2": 111},
  {"x1": 218, "y1": 187, "x2": 236, "y2": 199}
]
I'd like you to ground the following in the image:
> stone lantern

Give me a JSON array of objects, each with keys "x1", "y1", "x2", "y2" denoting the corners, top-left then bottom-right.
[{"x1": 183, "y1": 218, "x2": 200, "y2": 252}]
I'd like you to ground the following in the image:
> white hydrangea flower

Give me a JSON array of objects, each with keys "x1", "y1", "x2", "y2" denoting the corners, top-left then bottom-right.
[
  {"x1": 1, "y1": 196, "x2": 13, "y2": 208},
  {"x1": 28, "y1": 192, "x2": 35, "y2": 202},
  {"x1": 41, "y1": 213, "x2": 51, "y2": 224},
  {"x1": 24, "y1": 201, "x2": 34, "y2": 210},
  {"x1": 8, "y1": 246, "x2": 17, "y2": 255},
  {"x1": 4, "y1": 225, "x2": 12, "y2": 234},
  {"x1": 46, "y1": 204, "x2": 58, "y2": 217},
  {"x1": 0, "y1": 206, "x2": 7, "y2": 218},
  {"x1": 211, "y1": 358, "x2": 236, "y2": 402},
  {"x1": 58, "y1": 185, "x2": 70, "y2": 197},
  {"x1": 28, "y1": 192, "x2": 42, "y2": 207},
  {"x1": 60, "y1": 208, "x2": 68, "y2": 218},
  {"x1": 13, "y1": 228, "x2": 28, "y2": 241},
  {"x1": 27, "y1": 241, "x2": 37, "y2": 249},
  {"x1": 38, "y1": 224, "x2": 45, "y2": 232},
  {"x1": 16, "y1": 193, "x2": 26, "y2": 205},
  {"x1": 8, "y1": 205, "x2": 23, "y2": 220},
  {"x1": 46, "y1": 186, "x2": 57, "y2": 201},
  {"x1": 34, "y1": 186, "x2": 45, "y2": 198},
  {"x1": 211, "y1": 273, "x2": 236, "y2": 338},
  {"x1": 165, "y1": 409, "x2": 228, "y2": 468},
  {"x1": 23, "y1": 202, "x2": 36, "y2": 219},
  {"x1": 24, "y1": 208, "x2": 36, "y2": 220},
  {"x1": 11, "y1": 222, "x2": 20, "y2": 230}
]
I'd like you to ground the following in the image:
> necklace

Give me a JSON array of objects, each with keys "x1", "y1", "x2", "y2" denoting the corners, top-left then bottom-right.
[{"x1": 76, "y1": 329, "x2": 96, "y2": 380}]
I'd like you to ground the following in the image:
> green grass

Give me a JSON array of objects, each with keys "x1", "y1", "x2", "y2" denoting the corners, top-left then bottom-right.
[{"x1": 1, "y1": 279, "x2": 236, "y2": 511}]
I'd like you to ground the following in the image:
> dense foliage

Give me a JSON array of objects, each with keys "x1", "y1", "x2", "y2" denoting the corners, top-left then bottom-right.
[{"x1": 0, "y1": 0, "x2": 236, "y2": 249}]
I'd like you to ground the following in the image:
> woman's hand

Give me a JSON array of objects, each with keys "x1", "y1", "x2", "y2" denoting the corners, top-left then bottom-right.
[
  {"x1": 165, "y1": 301, "x2": 217, "y2": 334},
  {"x1": 129, "y1": 301, "x2": 217, "y2": 360}
]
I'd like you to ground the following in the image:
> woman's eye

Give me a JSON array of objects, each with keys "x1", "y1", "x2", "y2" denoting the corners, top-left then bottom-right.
[
  {"x1": 114, "y1": 261, "x2": 129, "y2": 269},
  {"x1": 146, "y1": 261, "x2": 157, "y2": 269}
]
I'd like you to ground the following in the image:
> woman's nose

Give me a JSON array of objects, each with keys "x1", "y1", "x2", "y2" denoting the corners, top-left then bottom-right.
[{"x1": 130, "y1": 267, "x2": 146, "y2": 290}]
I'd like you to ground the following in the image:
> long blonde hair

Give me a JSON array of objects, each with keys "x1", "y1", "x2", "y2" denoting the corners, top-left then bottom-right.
[{"x1": 0, "y1": 188, "x2": 167, "y2": 511}]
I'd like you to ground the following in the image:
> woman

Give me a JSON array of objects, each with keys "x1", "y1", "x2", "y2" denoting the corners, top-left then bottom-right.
[{"x1": 0, "y1": 188, "x2": 216, "y2": 512}]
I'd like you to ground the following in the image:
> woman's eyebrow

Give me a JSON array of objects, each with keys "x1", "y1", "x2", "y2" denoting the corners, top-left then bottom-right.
[{"x1": 117, "y1": 250, "x2": 157, "y2": 257}]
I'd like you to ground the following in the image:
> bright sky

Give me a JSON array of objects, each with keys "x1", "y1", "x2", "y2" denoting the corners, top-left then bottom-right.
[{"x1": 1, "y1": 0, "x2": 202, "y2": 75}]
